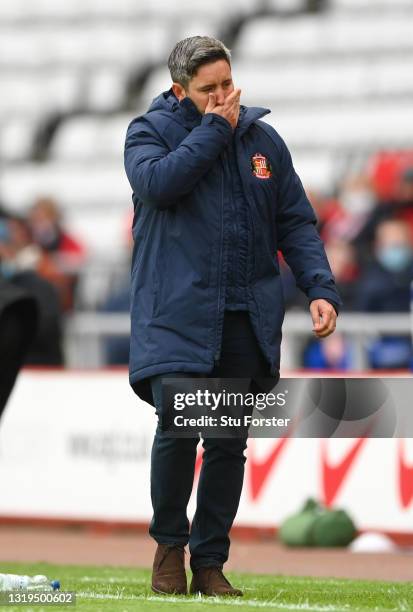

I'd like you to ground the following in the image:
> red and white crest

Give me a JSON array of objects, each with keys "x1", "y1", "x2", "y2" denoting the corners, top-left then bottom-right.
[{"x1": 251, "y1": 152, "x2": 272, "y2": 179}]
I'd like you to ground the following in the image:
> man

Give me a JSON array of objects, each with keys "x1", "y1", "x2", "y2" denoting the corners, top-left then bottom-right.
[
  {"x1": 124, "y1": 36, "x2": 341, "y2": 597},
  {"x1": 357, "y1": 218, "x2": 412, "y2": 313},
  {"x1": 356, "y1": 218, "x2": 412, "y2": 368}
]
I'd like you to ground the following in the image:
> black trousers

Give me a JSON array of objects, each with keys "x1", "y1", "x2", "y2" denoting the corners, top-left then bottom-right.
[{"x1": 149, "y1": 310, "x2": 273, "y2": 570}]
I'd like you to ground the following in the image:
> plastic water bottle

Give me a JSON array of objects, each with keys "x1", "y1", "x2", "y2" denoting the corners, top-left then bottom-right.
[{"x1": 0, "y1": 573, "x2": 60, "y2": 591}]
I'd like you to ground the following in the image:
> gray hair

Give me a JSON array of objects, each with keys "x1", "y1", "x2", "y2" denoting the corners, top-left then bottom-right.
[{"x1": 168, "y1": 36, "x2": 231, "y2": 88}]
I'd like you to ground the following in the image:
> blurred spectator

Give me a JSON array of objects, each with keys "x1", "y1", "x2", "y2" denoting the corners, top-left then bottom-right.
[
  {"x1": 355, "y1": 219, "x2": 413, "y2": 369},
  {"x1": 353, "y1": 165, "x2": 413, "y2": 254},
  {"x1": 28, "y1": 197, "x2": 86, "y2": 310},
  {"x1": 303, "y1": 333, "x2": 352, "y2": 370},
  {"x1": 356, "y1": 219, "x2": 412, "y2": 312},
  {"x1": 322, "y1": 175, "x2": 377, "y2": 252},
  {"x1": 7, "y1": 213, "x2": 72, "y2": 310},
  {"x1": 395, "y1": 167, "x2": 413, "y2": 233},
  {"x1": 398, "y1": 167, "x2": 413, "y2": 202},
  {"x1": 0, "y1": 210, "x2": 64, "y2": 366},
  {"x1": 368, "y1": 150, "x2": 413, "y2": 202},
  {"x1": 301, "y1": 239, "x2": 358, "y2": 370},
  {"x1": 29, "y1": 197, "x2": 85, "y2": 263}
]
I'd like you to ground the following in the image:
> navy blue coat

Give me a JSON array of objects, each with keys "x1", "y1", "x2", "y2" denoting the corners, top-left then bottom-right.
[{"x1": 124, "y1": 89, "x2": 341, "y2": 406}]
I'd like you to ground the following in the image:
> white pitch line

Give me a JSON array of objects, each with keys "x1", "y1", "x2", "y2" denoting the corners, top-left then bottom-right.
[
  {"x1": 79, "y1": 576, "x2": 147, "y2": 584},
  {"x1": 77, "y1": 590, "x2": 353, "y2": 611}
]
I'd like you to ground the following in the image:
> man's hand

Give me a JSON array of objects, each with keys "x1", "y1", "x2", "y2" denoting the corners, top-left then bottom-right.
[
  {"x1": 310, "y1": 299, "x2": 337, "y2": 338},
  {"x1": 205, "y1": 88, "x2": 241, "y2": 130}
]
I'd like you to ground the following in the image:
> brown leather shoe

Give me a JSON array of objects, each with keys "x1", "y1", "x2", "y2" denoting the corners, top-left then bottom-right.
[
  {"x1": 151, "y1": 544, "x2": 187, "y2": 595},
  {"x1": 190, "y1": 567, "x2": 243, "y2": 597}
]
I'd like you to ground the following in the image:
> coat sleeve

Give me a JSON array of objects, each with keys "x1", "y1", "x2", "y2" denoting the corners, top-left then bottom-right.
[
  {"x1": 275, "y1": 135, "x2": 342, "y2": 307},
  {"x1": 124, "y1": 113, "x2": 233, "y2": 210}
]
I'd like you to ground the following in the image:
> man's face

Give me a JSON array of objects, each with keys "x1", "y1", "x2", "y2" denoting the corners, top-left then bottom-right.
[{"x1": 173, "y1": 59, "x2": 234, "y2": 114}]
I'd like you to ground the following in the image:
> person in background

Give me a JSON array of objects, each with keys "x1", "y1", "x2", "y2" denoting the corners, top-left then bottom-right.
[
  {"x1": 303, "y1": 332, "x2": 352, "y2": 370},
  {"x1": 29, "y1": 196, "x2": 85, "y2": 263},
  {"x1": 355, "y1": 219, "x2": 413, "y2": 369},
  {"x1": 321, "y1": 174, "x2": 377, "y2": 266},
  {"x1": 302, "y1": 239, "x2": 359, "y2": 369},
  {"x1": 357, "y1": 219, "x2": 412, "y2": 312},
  {"x1": 0, "y1": 211, "x2": 63, "y2": 366},
  {"x1": 28, "y1": 197, "x2": 86, "y2": 310},
  {"x1": 393, "y1": 167, "x2": 413, "y2": 234},
  {"x1": 353, "y1": 166, "x2": 413, "y2": 253}
]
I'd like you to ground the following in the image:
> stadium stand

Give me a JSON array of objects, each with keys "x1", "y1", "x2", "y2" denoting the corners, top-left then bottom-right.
[
  {"x1": 0, "y1": 0, "x2": 255, "y2": 22},
  {"x1": 0, "y1": 0, "x2": 412, "y2": 367},
  {"x1": 235, "y1": 15, "x2": 413, "y2": 57}
]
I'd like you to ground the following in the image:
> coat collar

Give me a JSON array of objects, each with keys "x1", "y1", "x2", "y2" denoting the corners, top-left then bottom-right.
[{"x1": 160, "y1": 89, "x2": 270, "y2": 135}]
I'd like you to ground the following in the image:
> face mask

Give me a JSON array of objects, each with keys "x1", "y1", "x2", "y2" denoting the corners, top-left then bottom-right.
[
  {"x1": 377, "y1": 244, "x2": 412, "y2": 272},
  {"x1": 32, "y1": 224, "x2": 60, "y2": 250}
]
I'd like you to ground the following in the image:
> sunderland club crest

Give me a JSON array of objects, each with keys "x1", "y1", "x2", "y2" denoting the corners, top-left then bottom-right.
[{"x1": 251, "y1": 152, "x2": 272, "y2": 179}]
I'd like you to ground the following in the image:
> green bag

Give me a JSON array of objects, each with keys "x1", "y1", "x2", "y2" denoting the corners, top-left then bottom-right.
[
  {"x1": 278, "y1": 498, "x2": 356, "y2": 547},
  {"x1": 312, "y1": 509, "x2": 357, "y2": 547},
  {"x1": 278, "y1": 498, "x2": 320, "y2": 547}
]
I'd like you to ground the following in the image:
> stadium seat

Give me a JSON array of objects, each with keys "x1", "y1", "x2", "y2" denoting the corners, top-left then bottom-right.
[
  {"x1": 49, "y1": 114, "x2": 134, "y2": 161},
  {"x1": 176, "y1": 18, "x2": 220, "y2": 43},
  {"x1": 288, "y1": 152, "x2": 338, "y2": 192},
  {"x1": 0, "y1": 163, "x2": 131, "y2": 211},
  {"x1": 65, "y1": 208, "x2": 131, "y2": 260},
  {"x1": 266, "y1": 0, "x2": 319, "y2": 12},
  {"x1": 265, "y1": 102, "x2": 413, "y2": 150},
  {"x1": 235, "y1": 15, "x2": 413, "y2": 58},
  {"x1": 0, "y1": 0, "x2": 254, "y2": 21},
  {"x1": 86, "y1": 68, "x2": 128, "y2": 113},
  {"x1": 233, "y1": 57, "x2": 413, "y2": 105},
  {"x1": 140, "y1": 68, "x2": 172, "y2": 111},
  {"x1": 332, "y1": 0, "x2": 413, "y2": 10},
  {"x1": 0, "y1": 118, "x2": 36, "y2": 162},
  {"x1": 0, "y1": 70, "x2": 80, "y2": 116},
  {"x1": 0, "y1": 24, "x2": 170, "y2": 68}
]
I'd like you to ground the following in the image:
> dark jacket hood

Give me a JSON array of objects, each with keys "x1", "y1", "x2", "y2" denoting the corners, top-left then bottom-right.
[{"x1": 147, "y1": 88, "x2": 270, "y2": 136}]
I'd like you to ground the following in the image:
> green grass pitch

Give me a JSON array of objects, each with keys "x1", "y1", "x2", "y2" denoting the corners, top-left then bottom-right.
[{"x1": 0, "y1": 562, "x2": 412, "y2": 612}]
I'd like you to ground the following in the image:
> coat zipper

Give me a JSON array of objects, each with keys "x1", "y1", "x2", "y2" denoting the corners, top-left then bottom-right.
[
  {"x1": 214, "y1": 156, "x2": 226, "y2": 365},
  {"x1": 228, "y1": 146, "x2": 239, "y2": 299},
  {"x1": 237, "y1": 139, "x2": 259, "y2": 315}
]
